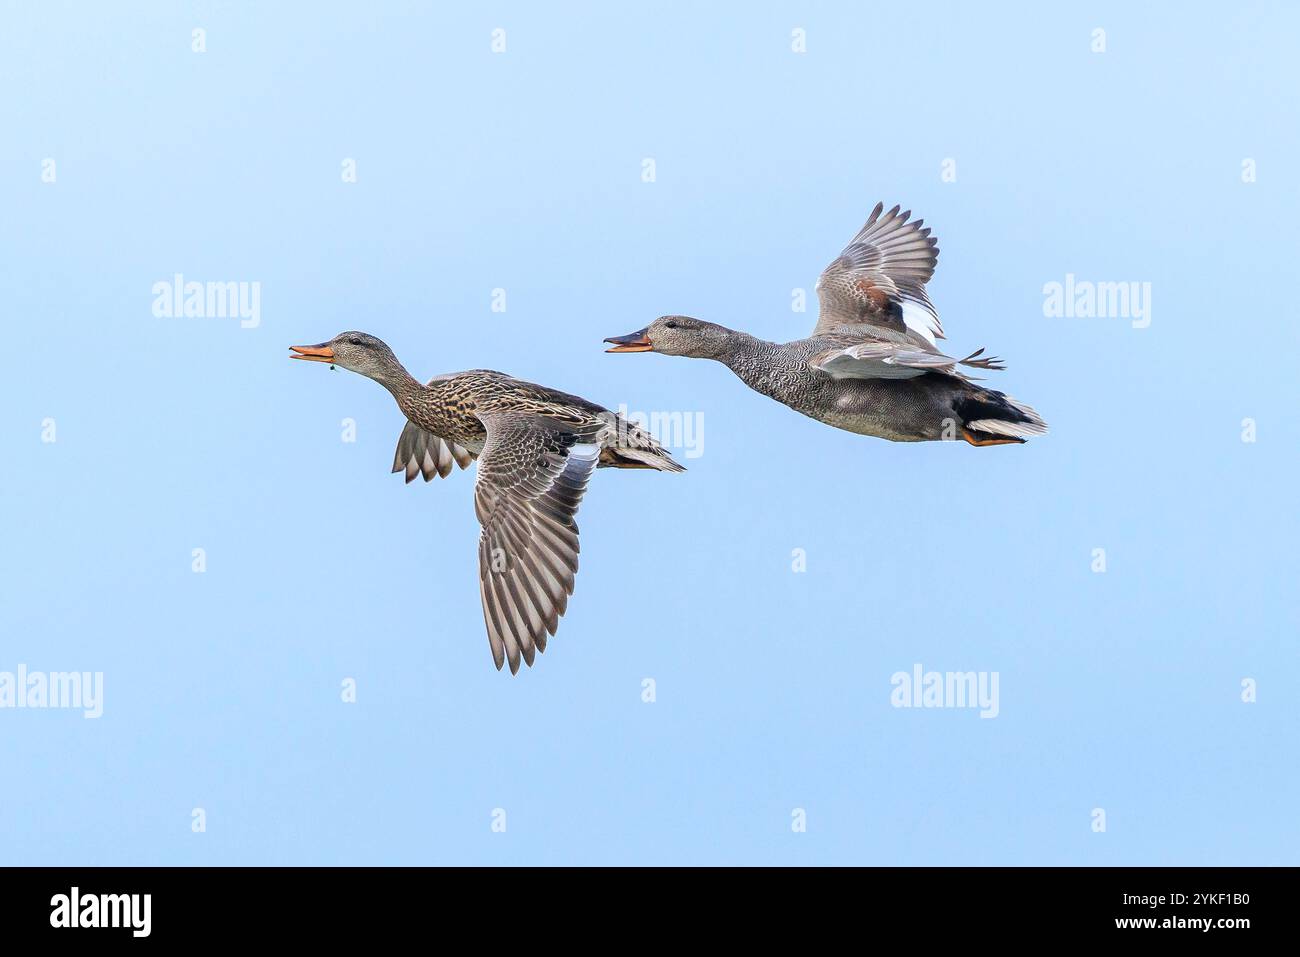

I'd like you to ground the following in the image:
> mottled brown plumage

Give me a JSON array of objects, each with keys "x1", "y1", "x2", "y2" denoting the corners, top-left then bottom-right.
[{"x1": 291, "y1": 332, "x2": 682, "y2": 674}]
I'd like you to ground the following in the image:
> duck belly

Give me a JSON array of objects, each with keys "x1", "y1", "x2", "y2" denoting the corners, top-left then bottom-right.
[{"x1": 811, "y1": 381, "x2": 951, "y2": 442}]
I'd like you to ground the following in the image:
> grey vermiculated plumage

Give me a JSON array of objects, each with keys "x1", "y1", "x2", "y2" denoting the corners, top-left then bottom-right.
[
  {"x1": 612, "y1": 202, "x2": 1047, "y2": 445},
  {"x1": 291, "y1": 331, "x2": 683, "y2": 674}
]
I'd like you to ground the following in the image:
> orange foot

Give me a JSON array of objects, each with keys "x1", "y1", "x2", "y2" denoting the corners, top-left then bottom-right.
[{"x1": 960, "y1": 427, "x2": 1025, "y2": 447}]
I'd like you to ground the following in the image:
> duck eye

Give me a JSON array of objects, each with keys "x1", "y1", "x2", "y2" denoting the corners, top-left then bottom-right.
[
  {"x1": 349, "y1": 337, "x2": 362, "y2": 346},
  {"x1": 665, "y1": 321, "x2": 678, "y2": 329}
]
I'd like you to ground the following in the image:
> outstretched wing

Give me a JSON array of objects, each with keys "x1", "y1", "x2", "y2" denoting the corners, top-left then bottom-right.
[
  {"x1": 473, "y1": 414, "x2": 600, "y2": 674},
  {"x1": 391, "y1": 421, "x2": 476, "y2": 482},
  {"x1": 813, "y1": 202, "x2": 942, "y2": 346}
]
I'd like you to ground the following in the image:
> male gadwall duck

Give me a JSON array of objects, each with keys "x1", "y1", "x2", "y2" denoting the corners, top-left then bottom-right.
[
  {"x1": 291, "y1": 332, "x2": 683, "y2": 674},
  {"x1": 607, "y1": 202, "x2": 1046, "y2": 446}
]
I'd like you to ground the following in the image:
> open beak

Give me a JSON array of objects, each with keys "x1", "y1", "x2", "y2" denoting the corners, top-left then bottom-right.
[
  {"x1": 604, "y1": 328, "x2": 654, "y2": 353},
  {"x1": 289, "y1": 343, "x2": 335, "y2": 363}
]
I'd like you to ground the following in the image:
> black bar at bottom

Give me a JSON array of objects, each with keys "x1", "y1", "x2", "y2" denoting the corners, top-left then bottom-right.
[{"x1": 0, "y1": 866, "x2": 1281, "y2": 942}]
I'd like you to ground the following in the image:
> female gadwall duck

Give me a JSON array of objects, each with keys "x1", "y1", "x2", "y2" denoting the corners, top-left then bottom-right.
[
  {"x1": 291, "y1": 332, "x2": 683, "y2": 674},
  {"x1": 606, "y1": 202, "x2": 1046, "y2": 446}
]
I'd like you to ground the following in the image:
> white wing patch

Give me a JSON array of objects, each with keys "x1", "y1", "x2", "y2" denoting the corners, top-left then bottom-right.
[{"x1": 901, "y1": 297, "x2": 942, "y2": 346}]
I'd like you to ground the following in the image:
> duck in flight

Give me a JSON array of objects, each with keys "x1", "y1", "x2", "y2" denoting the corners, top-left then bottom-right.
[
  {"x1": 606, "y1": 202, "x2": 1046, "y2": 446},
  {"x1": 291, "y1": 332, "x2": 683, "y2": 674}
]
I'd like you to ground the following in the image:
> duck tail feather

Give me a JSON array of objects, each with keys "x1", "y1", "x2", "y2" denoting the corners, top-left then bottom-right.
[
  {"x1": 958, "y1": 389, "x2": 1048, "y2": 441},
  {"x1": 598, "y1": 445, "x2": 686, "y2": 472}
]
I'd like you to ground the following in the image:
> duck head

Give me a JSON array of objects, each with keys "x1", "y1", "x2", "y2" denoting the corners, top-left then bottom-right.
[
  {"x1": 290, "y1": 331, "x2": 403, "y2": 380},
  {"x1": 605, "y1": 315, "x2": 733, "y2": 360}
]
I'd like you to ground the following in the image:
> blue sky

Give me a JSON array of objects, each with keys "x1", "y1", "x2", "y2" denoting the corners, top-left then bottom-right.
[{"x1": 1, "y1": 2, "x2": 1296, "y2": 865}]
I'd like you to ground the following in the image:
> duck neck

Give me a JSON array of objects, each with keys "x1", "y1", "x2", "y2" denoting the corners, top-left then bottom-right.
[
  {"x1": 715, "y1": 329, "x2": 780, "y2": 390},
  {"x1": 373, "y1": 360, "x2": 424, "y2": 413}
]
